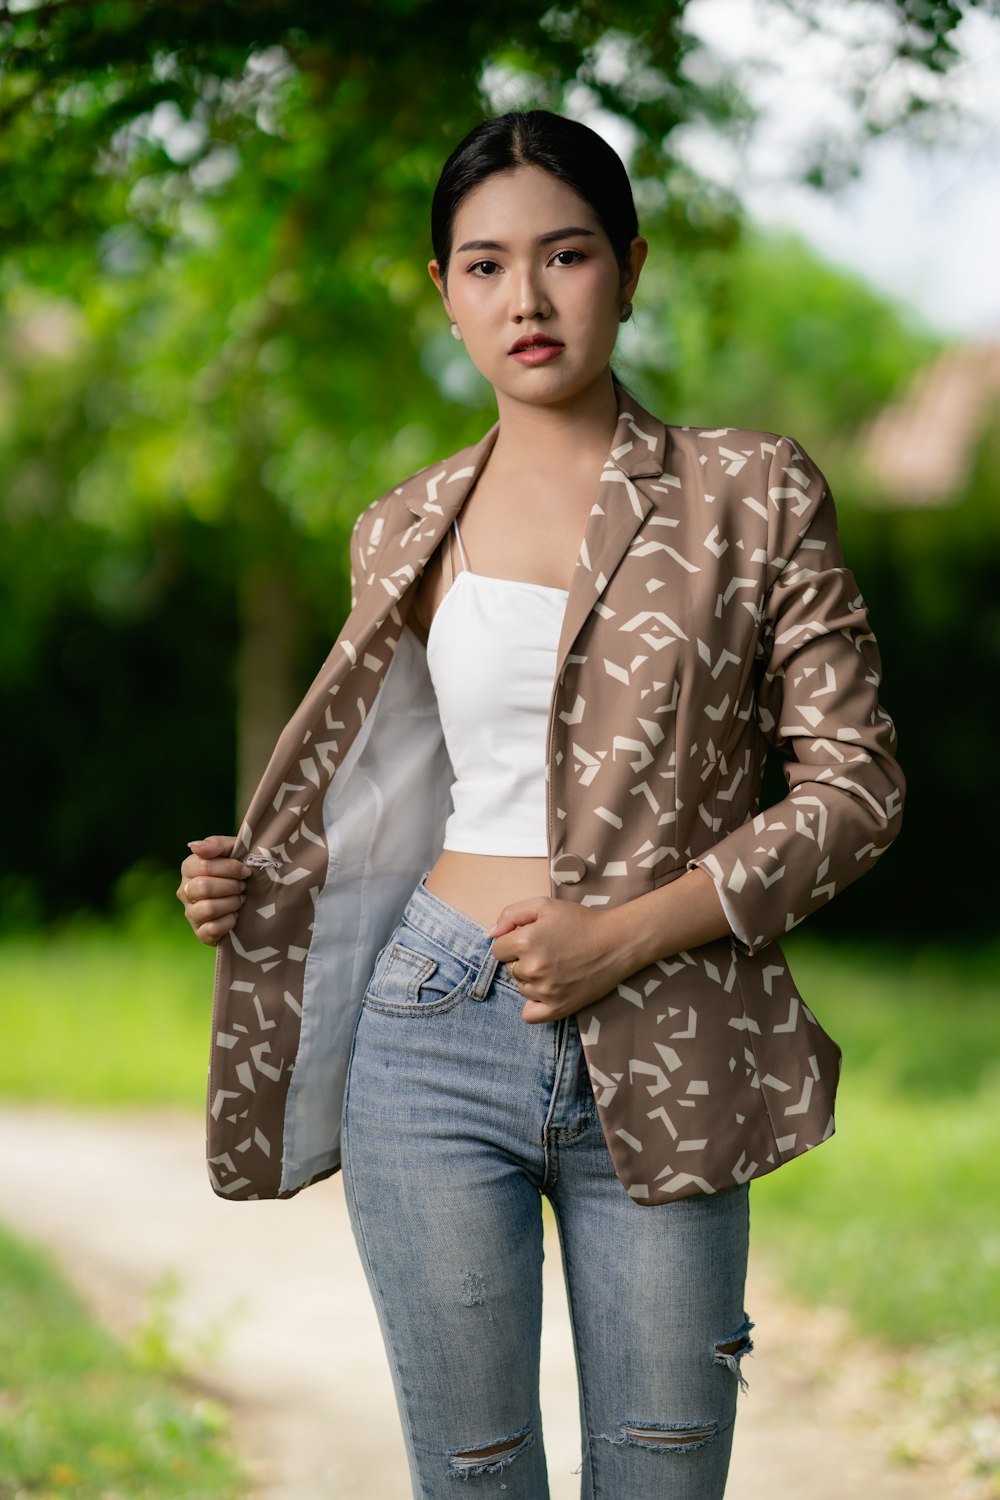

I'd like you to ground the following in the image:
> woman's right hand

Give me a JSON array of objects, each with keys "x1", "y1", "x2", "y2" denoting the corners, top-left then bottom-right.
[{"x1": 178, "y1": 835, "x2": 252, "y2": 946}]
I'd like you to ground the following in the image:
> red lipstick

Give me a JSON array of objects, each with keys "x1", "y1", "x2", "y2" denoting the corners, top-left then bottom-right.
[{"x1": 509, "y1": 333, "x2": 565, "y2": 366}]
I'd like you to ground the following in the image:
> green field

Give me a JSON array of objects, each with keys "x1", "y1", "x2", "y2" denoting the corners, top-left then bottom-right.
[
  {"x1": 0, "y1": 1222, "x2": 247, "y2": 1499},
  {"x1": 750, "y1": 937, "x2": 1000, "y2": 1348},
  {"x1": 0, "y1": 913, "x2": 216, "y2": 1109},
  {"x1": 2, "y1": 918, "x2": 998, "y2": 1353}
]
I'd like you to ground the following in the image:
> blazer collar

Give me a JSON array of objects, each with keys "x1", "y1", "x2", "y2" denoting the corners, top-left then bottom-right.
[
  {"x1": 554, "y1": 387, "x2": 664, "y2": 676},
  {"x1": 607, "y1": 386, "x2": 667, "y2": 480},
  {"x1": 400, "y1": 420, "x2": 499, "y2": 523}
]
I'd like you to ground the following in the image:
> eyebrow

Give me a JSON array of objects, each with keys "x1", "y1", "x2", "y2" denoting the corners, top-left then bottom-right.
[{"x1": 455, "y1": 227, "x2": 597, "y2": 254}]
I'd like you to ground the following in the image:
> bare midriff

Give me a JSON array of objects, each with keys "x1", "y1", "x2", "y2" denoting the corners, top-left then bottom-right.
[{"x1": 422, "y1": 849, "x2": 552, "y2": 931}]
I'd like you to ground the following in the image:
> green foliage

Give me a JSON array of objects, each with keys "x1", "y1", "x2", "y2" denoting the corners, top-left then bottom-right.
[
  {"x1": 825, "y1": 427, "x2": 1000, "y2": 939},
  {"x1": 130, "y1": 1268, "x2": 244, "y2": 1378},
  {"x1": 0, "y1": 1223, "x2": 247, "y2": 1498},
  {"x1": 637, "y1": 230, "x2": 941, "y2": 445},
  {"x1": 0, "y1": 0, "x2": 728, "y2": 258},
  {"x1": 0, "y1": 551, "x2": 239, "y2": 929},
  {"x1": 0, "y1": 0, "x2": 994, "y2": 929},
  {"x1": 2, "y1": 0, "x2": 740, "y2": 889},
  {"x1": 615, "y1": 224, "x2": 941, "y2": 461}
]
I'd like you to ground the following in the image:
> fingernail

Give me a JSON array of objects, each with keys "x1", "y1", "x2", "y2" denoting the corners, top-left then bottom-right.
[{"x1": 240, "y1": 865, "x2": 252, "y2": 877}]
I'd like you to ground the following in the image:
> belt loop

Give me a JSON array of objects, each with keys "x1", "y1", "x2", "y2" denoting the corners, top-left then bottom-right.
[{"x1": 470, "y1": 949, "x2": 498, "y2": 1001}]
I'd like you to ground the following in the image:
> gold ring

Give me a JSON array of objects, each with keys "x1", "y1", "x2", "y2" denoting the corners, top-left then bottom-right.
[
  {"x1": 509, "y1": 960, "x2": 519, "y2": 982},
  {"x1": 184, "y1": 880, "x2": 193, "y2": 901}
]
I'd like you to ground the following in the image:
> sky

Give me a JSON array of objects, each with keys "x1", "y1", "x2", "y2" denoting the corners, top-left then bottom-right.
[{"x1": 675, "y1": 0, "x2": 1000, "y2": 342}]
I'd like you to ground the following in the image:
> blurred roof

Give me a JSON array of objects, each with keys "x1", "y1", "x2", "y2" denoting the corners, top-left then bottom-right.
[{"x1": 860, "y1": 343, "x2": 1000, "y2": 505}]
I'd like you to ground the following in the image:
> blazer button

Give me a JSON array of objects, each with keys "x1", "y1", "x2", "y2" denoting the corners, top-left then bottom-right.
[{"x1": 550, "y1": 853, "x2": 588, "y2": 885}]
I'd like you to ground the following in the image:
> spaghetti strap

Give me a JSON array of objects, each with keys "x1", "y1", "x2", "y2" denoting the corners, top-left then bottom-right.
[{"x1": 452, "y1": 517, "x2": 470, "y2": 575}]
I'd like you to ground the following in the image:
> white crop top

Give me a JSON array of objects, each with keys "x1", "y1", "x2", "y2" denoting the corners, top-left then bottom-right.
[{"x1": 425, "y1": 517, "x2": 568, "y2": 855}]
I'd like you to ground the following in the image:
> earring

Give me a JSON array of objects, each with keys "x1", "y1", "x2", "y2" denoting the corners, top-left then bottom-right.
[
  {"x1": 450, "y1": 322, "x2": 463, "y2": 341},
  {"x1": 619, "y1": 301, "x2": 633, "y2": 323}
]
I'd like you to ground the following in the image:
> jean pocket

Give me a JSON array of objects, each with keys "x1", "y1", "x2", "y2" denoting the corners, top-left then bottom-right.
[{"x1": 363, "y1": 928, "x2": 472, "y2": 1017}]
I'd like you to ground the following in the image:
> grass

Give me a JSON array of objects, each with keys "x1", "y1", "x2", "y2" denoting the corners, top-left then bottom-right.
[
  {"x1": 749, "y1": 935, "x2": 1000, "y2": 1350},
  {"x1": 748, "y1": 937, "x2": 1000, "y2": 1495},
  {"x1": 0, "y1": 910, "x2": 215, "y2": 1108},
  {"x1": 0, "y1": 1221, "x2": 248, "y2": 1500}
]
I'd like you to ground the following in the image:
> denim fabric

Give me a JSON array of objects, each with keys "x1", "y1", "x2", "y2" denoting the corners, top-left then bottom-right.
[{"x1": 341, "y1": 872, "x2": 753, "y2": 1499}]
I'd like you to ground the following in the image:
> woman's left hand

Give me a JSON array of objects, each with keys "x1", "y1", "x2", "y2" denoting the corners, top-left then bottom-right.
[{"x1": 486, "y1": 898, "x2": 629, "y2": 1024}]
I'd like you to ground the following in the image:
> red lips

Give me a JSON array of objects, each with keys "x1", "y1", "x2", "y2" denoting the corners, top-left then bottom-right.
[{"x1": 508, "y1": 334, "x2": 564, "y2": 354}]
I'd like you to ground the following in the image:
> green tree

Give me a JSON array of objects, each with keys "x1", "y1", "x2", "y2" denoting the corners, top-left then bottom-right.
[
  {"x1": 0, "y1": 0, "x2": 989, "y2": 915},
  {"x1": 0, "y1": 0, "x2": 738, "y2": 823}
]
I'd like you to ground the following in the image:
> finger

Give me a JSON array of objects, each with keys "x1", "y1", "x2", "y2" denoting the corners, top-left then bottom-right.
[
  {"x1": 181, "y1": 854, "x2": 252, "y2": 883},
  {"x1": 486, "y1": 915, "x2": 519, "y2": 938},
  {"x1": 521, "y1": 997, "x2": 564, "y2": 1025},
  {"x1": 193, "y1": 912, "x2": 239, "y2": 946},
  {"x1": 188, "y1": 893, "x2": 243, "y2": 921},
  {"x1": 188, "y1": 835, "x2": 238, "y2": 858},
  {"x1": 188, "y1": 888, "x2": 242, "y2": 912},
  {"x1": 490, "y1": 944, "x2": 519, "y2": 968},
  {"x1": 183, "y1": 876, "x2": 247, "y2": 904},
  {"x1": 186, "y1": 896, "x2": 244, "y2": 938},
  {"x1": 485, "y1": 900, "x2": 545, "y2": 937}
]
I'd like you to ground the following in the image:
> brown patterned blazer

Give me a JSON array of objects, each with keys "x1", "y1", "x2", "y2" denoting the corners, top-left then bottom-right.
[{"x1": 206, "y1": 387, "x2": 904, "y2": 1203}]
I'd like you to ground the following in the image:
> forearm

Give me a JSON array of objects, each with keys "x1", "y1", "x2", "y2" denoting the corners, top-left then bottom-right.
[{"x1": 603, "y1": 867, "x2": 731, "y2": 978}]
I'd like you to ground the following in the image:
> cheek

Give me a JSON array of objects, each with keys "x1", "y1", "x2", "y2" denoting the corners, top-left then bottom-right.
[
  {"x1": 449, "y1": 277, "x2": 496, "y2": 318},
  {"x1": 573, "y1": 265, "x2": 622, "y2": 327},
  {"x1": 451, "y1": 297, "x2": 505, "y2": 357}
]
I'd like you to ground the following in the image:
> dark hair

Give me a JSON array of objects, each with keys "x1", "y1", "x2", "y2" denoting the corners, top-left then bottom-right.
[{"x1": 431, "y1": 110, "x2": 639, "y2": 281}]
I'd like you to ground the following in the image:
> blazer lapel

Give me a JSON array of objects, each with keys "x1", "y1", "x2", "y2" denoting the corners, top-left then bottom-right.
[
  {"x1": 333, "y1": 422, "x2": 501, "y2": 666},
  {"x1": 555, "y1": 393, "x2": 666, "y2": 680},
  {"x1": 397, "y1": 421, "x2": 500, "y2": 552}
]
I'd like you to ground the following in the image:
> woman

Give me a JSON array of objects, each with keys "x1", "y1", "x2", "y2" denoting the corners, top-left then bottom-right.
[{"x1": 178, "y1": 111, "x2": 904, "y2": 1499}]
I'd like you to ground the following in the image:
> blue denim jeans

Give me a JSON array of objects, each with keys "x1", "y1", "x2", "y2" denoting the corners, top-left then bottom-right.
[{"x1": 341, "y1": 872, "x2": 753, "y2": 1499}]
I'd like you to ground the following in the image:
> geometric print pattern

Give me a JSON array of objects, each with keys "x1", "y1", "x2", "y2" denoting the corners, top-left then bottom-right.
[{"x1": 206, "y1": 388, "x2": 904, "y2": 1203}]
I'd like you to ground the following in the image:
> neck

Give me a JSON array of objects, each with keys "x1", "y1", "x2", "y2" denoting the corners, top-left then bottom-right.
[{"x1": 489, "y1": 373, "x2": 620, "y2": 475}]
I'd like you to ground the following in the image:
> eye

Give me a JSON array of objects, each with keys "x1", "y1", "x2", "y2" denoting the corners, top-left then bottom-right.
[
  {"x1": 468, "y1": 259, "x2": 502, "y2": 277},
  {"x1": 550, "y1": 249, "x2": 585, "y2": 267}
]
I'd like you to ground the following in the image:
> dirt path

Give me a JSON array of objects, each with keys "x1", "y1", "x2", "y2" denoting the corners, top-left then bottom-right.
[{"x1": 0, "y1": 1105, "x2": 947, "y2": 1498}]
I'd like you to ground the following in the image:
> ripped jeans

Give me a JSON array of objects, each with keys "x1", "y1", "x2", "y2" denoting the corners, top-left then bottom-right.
[{"x1": 341, "y1": 873, "x2": 753, "y2": 1499}]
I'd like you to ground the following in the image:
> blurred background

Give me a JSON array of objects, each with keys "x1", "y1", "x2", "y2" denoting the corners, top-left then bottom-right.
[
  {"x1": 1, "y1": 0, "x2": 999, "y2": 939},
  {"x1": 1, "y1": 2, "x2": 998, "y2": 1496}
]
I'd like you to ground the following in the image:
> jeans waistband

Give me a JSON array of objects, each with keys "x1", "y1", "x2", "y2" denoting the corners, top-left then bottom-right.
[{"x1": 402, "y1": 870, "x2": 517, "y2": 997}]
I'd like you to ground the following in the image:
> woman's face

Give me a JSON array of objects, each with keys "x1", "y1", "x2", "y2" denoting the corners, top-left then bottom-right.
[{"x1": 429, "y1": 165, "x2": 646, "y2": 413}]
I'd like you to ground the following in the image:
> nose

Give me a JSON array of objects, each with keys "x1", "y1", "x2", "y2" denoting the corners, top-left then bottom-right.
[{"x1": 510, "y1": 264, "x2": 551, "y2": 323}]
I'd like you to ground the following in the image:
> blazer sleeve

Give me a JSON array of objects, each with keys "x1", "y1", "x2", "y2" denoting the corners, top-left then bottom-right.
[{"x1": 688, "y1": 436, "x2": 905, "y2": 956}]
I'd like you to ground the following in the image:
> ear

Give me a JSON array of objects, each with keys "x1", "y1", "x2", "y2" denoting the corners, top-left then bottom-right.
[
  {"x1": 622, "y1": 236, "x2": 649, "y2": 302},
  {"x1": 428, "y1": 258, "x2": 452, "y2": 316}
]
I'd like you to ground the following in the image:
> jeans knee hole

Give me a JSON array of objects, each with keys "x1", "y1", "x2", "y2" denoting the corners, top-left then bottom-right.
[
  {"x1": 618, "y1": 1420, "x2": 719, "y2": 1451},
  {"x1": 447, "y1": 1425, "x2": 533, "y2": 1477}
]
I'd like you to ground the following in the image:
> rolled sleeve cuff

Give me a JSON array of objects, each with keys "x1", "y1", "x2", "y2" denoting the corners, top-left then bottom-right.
[{"x1": 687, "y1": 854, "x2": 755, "y2": 954}]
